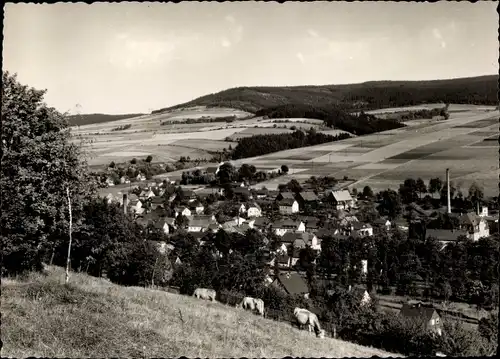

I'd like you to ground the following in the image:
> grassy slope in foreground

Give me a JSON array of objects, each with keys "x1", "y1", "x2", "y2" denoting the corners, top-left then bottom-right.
[{"x1": 2, "y1": 267, "x2": 398, "y2": 358}]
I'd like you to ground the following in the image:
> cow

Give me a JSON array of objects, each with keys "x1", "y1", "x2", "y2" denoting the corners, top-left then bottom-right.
[
  {"x1": 236, "y1": 297, "x2": 265, "y2": 316},
  {"x1": 293, "y1": 307, "x2": 325, "y2": 339},
  {"x1": 193, "y1": 288, "x2": 216, "y2": 302}
]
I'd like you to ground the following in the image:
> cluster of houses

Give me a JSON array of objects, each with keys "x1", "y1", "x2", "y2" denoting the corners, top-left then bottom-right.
[{"x1": 101, "y1": 171, "x2": 497, "y2": 337}]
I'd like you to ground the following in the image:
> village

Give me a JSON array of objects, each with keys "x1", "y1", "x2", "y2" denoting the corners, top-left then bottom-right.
[{"x1": 101, "y1": 159, "x2": 498, "y2": 335}]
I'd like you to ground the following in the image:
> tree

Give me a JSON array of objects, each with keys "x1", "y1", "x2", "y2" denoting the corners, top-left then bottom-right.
[
  {"x1": 145, "y1": 155, "x2": 153, "y2": 163},
  {"x1": 130, "y1": 158, "x2": 137, "y2": 164},
  {"x1": 362, "y1": 186, "x2": 374, "y2": 199},
  {"x1": 109, "y1": 161, "x2": 116, "y2": 168},
  {"x1": 399, "y1": 178, "x2": 418, "y2": 204},
  {"x1": 416, "y1": 178, "x2": 427, "y2": 199},
  {"x1": 287, "y1": 179, "x2": 302, "y2": 194},
  {"x1": 377, "y1": 190, "x2": 402, "y2": 220},
  {"x1": 281, "y1": 165, "x2": 289, "y2": 174},
  {"x1": 428, "y1": 178, "x2": 443, "y2": 198},
  {"x1": 468, "y1": 182, "x2": 484, "y2": 207},
  {"x1": 1, "y1": 71, "x2": 96, "y2": 275},
  {"x1": 175, "y1": 214, "x2": 189, "y2": 229}
]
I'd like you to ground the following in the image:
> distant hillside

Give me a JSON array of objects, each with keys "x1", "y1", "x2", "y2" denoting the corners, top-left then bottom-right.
[
  {"x1": 67, "y1": 113, "x2": 145, "y2": 126},
  {"x1": 153, "y1": 75, "x2": 498, "y2": 114}
]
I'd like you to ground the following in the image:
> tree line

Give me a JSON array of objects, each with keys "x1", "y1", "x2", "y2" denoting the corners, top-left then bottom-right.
[
  {"x1": 255, "y1": 103, "x2": 405, "y2": 135},
  {"x1": 231, "y1": 128, "x2": 351, "y2": 159}
]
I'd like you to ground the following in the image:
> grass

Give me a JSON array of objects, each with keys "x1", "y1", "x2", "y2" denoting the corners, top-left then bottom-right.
[{"x1": 1, "y1": 266, "x2": 399, "y2": 358}]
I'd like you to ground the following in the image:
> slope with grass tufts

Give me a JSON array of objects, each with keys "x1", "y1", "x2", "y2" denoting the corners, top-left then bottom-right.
[{"x1": 1, "y1": 266, "x2": 400, "y2": 358}]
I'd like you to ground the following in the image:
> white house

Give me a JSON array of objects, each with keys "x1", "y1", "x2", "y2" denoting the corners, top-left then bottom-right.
[
  {"x1": 459, "y1": 212, "x2": 490, "y2": 241},
  {"x1": 246, "y1": 203, "x2": 262, "y2": 218},
  {"x1": 327, "y1": 190, "x2": 355, "y2": 210},
  {"x1": 188, "y1": 217, "x2": 216, "y2": 233},
  {"x1": 139, "y1": 189, "x2": 155, "y2": 200},
  {"x1": 272, "y1": 220, "x2": 306, "y2": 236},
  {"x1": 278, "y1": 199, "x2": 300, "y2": 215},
  {"x1": 351, "y1": 223, "x2": 374, "y2": 237},
  {"x1": 189, "y1": 200, "x2": 205, "y2": 215},
  {"x1": 238, "y1": 203, "x2": 247, "y2": 214},
  {"x1": 120, "y1": 176, "x2": 130, "y2": 184},
  {"x1": 105, "y1": 177, "x2": 115, "y2": 187},
  {"x1": 136, "y1": 173, "x2": 146, "y2": 182},
  {"x1": 175, "y1": 206, "x2": 192, "y2": 218}
]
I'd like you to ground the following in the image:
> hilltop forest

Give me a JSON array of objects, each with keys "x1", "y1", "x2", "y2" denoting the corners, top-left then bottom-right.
[{"x1": 153, "y1": 75, "x2": 498, "y2": 114}]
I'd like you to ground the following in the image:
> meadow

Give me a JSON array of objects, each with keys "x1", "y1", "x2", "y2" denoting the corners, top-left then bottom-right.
[
  {"x1": 1, "y1": 266, "x2": 398, "y2": 358},
  {"x1": 225, "y1": 105, "x2": 498, "y2": 197},
  {"x1": 76, "y1": 104, "x2": 497, "y2": 198},
  {"x1": 70, "y1": 106, "x2": 345, "y2": 166}
]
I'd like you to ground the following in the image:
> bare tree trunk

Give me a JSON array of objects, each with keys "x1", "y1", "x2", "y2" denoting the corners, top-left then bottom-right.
[
  {"x1": 65, "y1": 186, "x2": 73, "y2": 284},
  {"x1": 151, "y1": 257, "x2": 158, "y2": 287}
]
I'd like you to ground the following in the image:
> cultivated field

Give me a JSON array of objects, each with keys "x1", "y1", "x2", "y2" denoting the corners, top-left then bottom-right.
[
  {"x1": 218, "y1": 105, "x2": 498, "y2": 197},
  {"x1": 1, "y1": 266, "x2": 398, "y2": 358},
  {"x1": 70, "y1": 106, "x2": 346, "y2": 166}
]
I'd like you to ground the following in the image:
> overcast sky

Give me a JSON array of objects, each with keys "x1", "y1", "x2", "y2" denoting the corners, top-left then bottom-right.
[{"x1": 3, "y1": 2, "x2": 498, "y2": 114}]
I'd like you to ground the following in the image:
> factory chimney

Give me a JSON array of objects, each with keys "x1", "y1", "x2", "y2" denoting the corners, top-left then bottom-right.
[
  {"x1": 122, "y1": 193, "x2": 128, "y2": 215},
  {"x1": 446, "y1": 168, "x2": 451, "y2": 214}
]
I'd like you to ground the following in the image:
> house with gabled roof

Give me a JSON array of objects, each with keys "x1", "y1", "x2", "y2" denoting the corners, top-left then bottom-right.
[
  {"x1": 278, "y1": 198, "x2": 299, "y2": 215},
  {"x1": 326, "y1": 190, "x2": 355, "y2": 210},
  {"x1": 139, "y1": 189, "x2": 155, "y2": 200},
  {"x1": 373, "y1": 218, "x2": 391, "y2": 231},
  {"x1": 426, "y1": 229, "x2": 469, "y2": 248},
  {"x1": 254, "y1": 188, "x2": 269, "y2": 199},
  {"x1": 295, "y1": 191, "x2": 319, "y2": 210},
  {"x1": 399, "y1": 302, "x2": 443, "y2": 336},
  {"x1": 233, "y1": 187, "x2": 252, "y2": 200},
  {"x1": 188, "y1": 200, "x2": 205, "y2": 214},
  {"x1": 350, "y1": 222, "x2": 373, "y2": 237},
  {"x1": 253, "y1": 217, "x2": 270, "y2": 231},
  {"x1": 187, "y1": 216, "x2": 217, "y2": 233},
  {"x1": 271, "y1": 271, "x2": 310, "y2": 299},
  {"x1": 458, "y1": 212, "x2": 489, "y2": 241},
  {"x1": 174, "y1": 206, "x2": 192, "y2": 218},
  {"x1": 276, "y1": 192, "x2": 295, "y2": 202},
  {"x1": 246, "y1": 202, "x2": 262, "y2": 218},
  {"x1": 272, "y1": 219, "x2": 305, "y2": 236},
  {"x1": 149, "y1": 196, "x2": 165, "y2": 211},
  {"x1": 136, "y1": 173, "x2": 146, "y2": 182},
  {"x1": 120, "y1": 175, "x2": 131, "y2": 184}
]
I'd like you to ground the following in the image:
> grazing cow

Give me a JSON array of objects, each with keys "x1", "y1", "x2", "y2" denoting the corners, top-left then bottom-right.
[
  {"x1": 236, "y1": 297, "x2": 265, "y2": 316},
  {"x1": 293, "y1": 307, "x2": 325, "y2": 339},
  {"x1": 193, "y1": 288, "x2": 216, "y2": 302}
]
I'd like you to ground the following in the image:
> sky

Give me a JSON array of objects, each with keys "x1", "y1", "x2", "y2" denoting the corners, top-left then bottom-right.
[{"x1": 3, "y1": 2, "x2": 498, "y2": 114}]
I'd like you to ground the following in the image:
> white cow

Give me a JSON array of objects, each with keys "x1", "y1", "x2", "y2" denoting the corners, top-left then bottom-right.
[
  {"x1": 236, "y1": 297, "x2": 265, "y2": 316},
  {"x1": 193, "y1": 288, "x2": 216, "y2": 302},
  {"x1": 294, "y1": 307, "x2": 325, "y2": 338}
]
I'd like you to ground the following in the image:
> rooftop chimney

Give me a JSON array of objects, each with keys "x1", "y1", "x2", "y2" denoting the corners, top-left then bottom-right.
[
  {"x1": 446, "y1": 169, "x2": 451, "y2": 214},
  {"x1": 123, "y1": 193, "x2": 128, "y2": 215}
]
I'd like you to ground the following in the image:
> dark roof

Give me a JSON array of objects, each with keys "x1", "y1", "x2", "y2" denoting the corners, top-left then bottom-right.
[
  {"x1": 400, "y1": 303, "x2": 438, "y2": 322},
  {"x1": 253, "y1": 217, "x2": 269, "y2": 227},
  {"x1": 352, "y1": 222, "x2": 372, "y2": 230},
  {"x1": 205, "y1": 166, "x2": 219, "y2": 174},
  {"x1": 426, "y1": 229, "x2": 468, "y2": 242},
  {"x1": 276, "y1": 272, "x2": 309, "y2": 295},
  {"x1": 315, "y1": 228, "x2": 336, "y2": 238},
  {"x1": 277, "y1": 192, "x2": 295, "y2": 200},
  {"x1": 276, "y1": 253, "x2": 290, "y2": 264},
  {"x1": 278, "y1": 198, "x2": 296, "y2": 206},
  {"x1": 297, "y1": 191, "x2": 319, "y2": 202},
  {"x1": 234, "y1": 187, "x2": 250, "y2": 195},
  {"x1": 459, "y1": 212, "x2": 482, "y2": 227},
  {"x1": 273, "y1": 219, "x2": 302, "y2": 228},
  {"x1": 373, "y1": 218, "x2": 390, "y2": 225},
  {"x1": 181, "y1": 189, "x2": 197, "y2": 197}
]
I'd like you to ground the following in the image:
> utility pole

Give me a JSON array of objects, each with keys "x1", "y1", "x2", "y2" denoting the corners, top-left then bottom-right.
[{"x1": 65, "y1": 186, "x2": 73, "y2": 284}]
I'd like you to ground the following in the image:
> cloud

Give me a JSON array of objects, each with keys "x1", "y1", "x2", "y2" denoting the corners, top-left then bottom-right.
[
  {"x1": 108, "y1": 32, "x2": 198, "y2": 69},
  {"x1": 432, "y1": 28, "x2": 446, "y2": 48},
  {"x1": 221, "y1": 38, "x2": 231, "y2": 48},
  {"x1": 307, "y1": 29, "x2": 319, "y2": 38},
  {"x1": 225, "y1": 15, "x2": 236, "y2": 24},
  {"x1": 296, "y1": 52, "x2": 305, "y2": 64}
]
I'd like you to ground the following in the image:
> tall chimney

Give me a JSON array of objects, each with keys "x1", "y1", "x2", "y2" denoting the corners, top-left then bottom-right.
[
  {"x1": 446, "y1": 168, "x2": 451, "y2": 214},
  {"x1": 123, "y1": 193, "x2": 128, "y2": 215}
]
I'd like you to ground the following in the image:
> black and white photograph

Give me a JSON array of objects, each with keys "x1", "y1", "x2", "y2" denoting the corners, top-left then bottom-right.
[{"x1": 1, "y1": 1, "x2": 498, "y2": 357}]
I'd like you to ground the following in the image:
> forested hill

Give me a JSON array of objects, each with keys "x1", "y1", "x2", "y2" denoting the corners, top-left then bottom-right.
[
  {"x1": 67, "y1": 113, "x2": 145, "y2": 126},
  {"x1": 152, "y1": 75, "x2": 498, "y2": 114}
]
